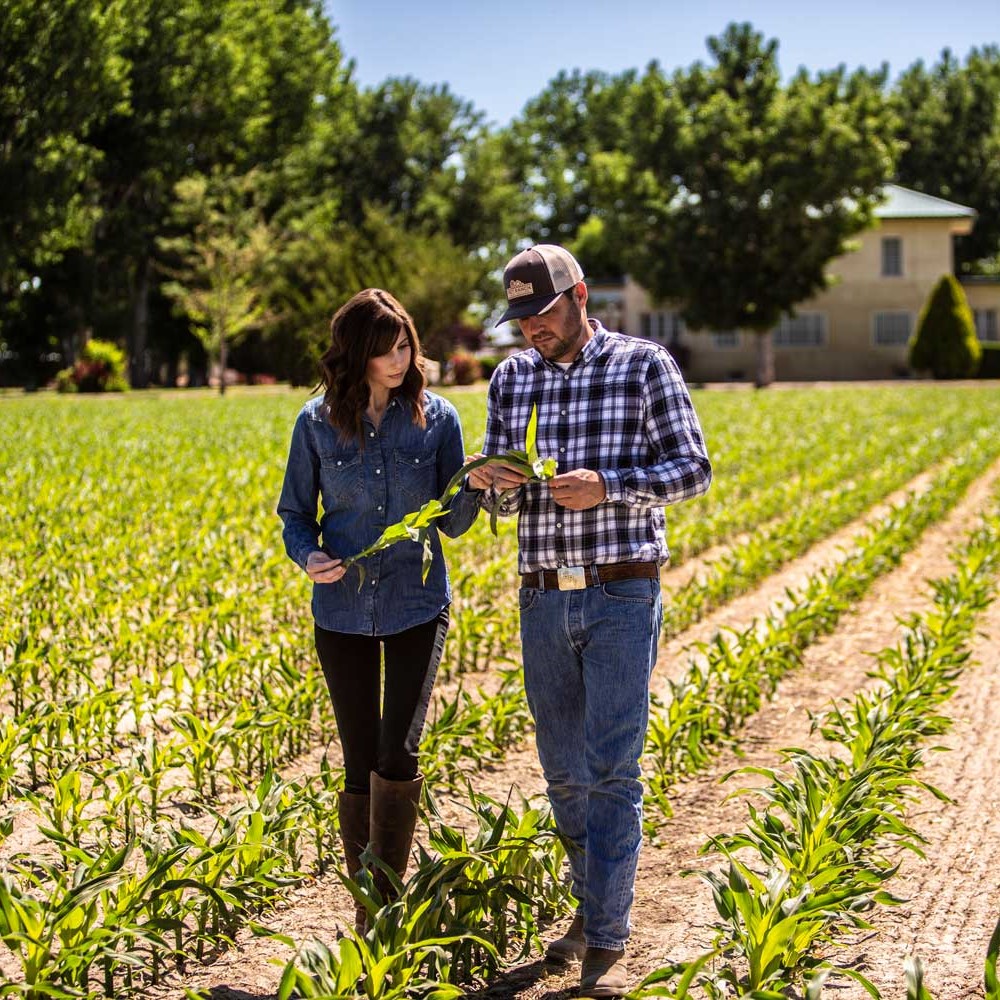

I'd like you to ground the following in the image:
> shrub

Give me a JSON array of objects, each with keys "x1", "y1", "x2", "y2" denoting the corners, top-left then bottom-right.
[
  {"x1": 449, "y1": 351, "x2": 482, "y2": 385},
  {"x1": 56, "y1": 339, "x2": 129, "y2": 393},
  {"x1": 979, "y1": 342, "x2": 1000, "y2": 379},
  {"x1": 477, "y1": 355, "x2": 502, "y2": 380},
  {"x1": 908, "y1": 275, "x2": 982, "y2": 379}
]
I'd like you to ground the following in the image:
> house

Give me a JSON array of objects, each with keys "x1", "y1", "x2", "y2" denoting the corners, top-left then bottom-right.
[{"x1": 585, "y1": 184, "x2": 1000, "y2": 382}]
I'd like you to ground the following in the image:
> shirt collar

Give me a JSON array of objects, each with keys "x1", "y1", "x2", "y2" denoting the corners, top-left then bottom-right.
[{"x1": 536, "y1": 317, "x2": 607, "y2": 372}]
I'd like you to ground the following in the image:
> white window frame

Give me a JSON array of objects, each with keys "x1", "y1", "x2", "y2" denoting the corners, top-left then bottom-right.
[
  {"x1": 640, "y1": 310, "x2": 685, "y2": 345},
  {"x1": 881, "y1": 236, "x2": 903, "y2": 277},
  {"x1": 773, "y1": 313, "x2": 827, "y2": 348},
  {"x1": 973, "y1": 308, "x2": 999, "y2": 343},
  {"x1": 711, "y1": 330, "x2": 740, "y2": 349},
  {"x1": 871, "y1": 311, "x2": 913, "y2": 347}
]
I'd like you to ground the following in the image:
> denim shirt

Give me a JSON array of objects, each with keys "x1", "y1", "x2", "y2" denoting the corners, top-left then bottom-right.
[{"x1": 277, "y1": 391, "x2": 480, "y2": 635}]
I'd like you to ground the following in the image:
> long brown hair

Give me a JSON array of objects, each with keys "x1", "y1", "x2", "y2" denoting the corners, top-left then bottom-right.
[{"x1": 319, "y1": 288, "x2": 427, "y2": 443}]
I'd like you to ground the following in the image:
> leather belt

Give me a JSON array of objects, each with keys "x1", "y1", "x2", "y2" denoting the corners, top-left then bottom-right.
[{"x1": 520, "y1": 561, "x2": 658, "y2": 591}]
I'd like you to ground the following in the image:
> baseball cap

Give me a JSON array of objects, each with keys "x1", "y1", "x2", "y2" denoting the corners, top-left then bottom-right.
[{"x1": 495, "y1": 244, "x2": 585, "y2": 326}]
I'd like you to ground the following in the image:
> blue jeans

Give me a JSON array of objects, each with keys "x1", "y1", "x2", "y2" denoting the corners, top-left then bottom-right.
[{"x1": 519, "y1": 576, "x2": 662, "y2": 950}]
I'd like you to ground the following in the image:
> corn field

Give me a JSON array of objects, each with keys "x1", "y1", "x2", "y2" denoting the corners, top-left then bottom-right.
[{"x1": 2, "y1": 383, "x2": 1000, "y2": 999}]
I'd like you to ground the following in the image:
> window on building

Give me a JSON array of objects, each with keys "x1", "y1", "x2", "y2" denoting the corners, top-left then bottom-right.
[
  {"x1": 711, "y1": 330, "x2": 740, "y2": 349},
  {"x1": 974, "y1": 308, "x2": 999, "y2": 342},
  {"x1": 773, "y1": 313, "x2": 826, "y2": 347},
  {"x1": 873, "y1": 311, "x2": 912, "y2": 347},
  {"x1": 640, "y1": 310, "x2": 684, "y2": 344},
  {"x1": 881, "y1": 237, "x2": 902, "y2": 277}
]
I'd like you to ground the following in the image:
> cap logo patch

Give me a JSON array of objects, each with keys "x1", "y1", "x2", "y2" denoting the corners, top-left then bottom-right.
[{"x1": 507, "y1": 279, "x2": 534, "y2": 299}]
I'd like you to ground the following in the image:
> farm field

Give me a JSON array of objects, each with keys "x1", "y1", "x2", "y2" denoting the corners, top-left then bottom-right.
[{"x1": 2, "y1": 382, "x2": 1000, "y2": 999}]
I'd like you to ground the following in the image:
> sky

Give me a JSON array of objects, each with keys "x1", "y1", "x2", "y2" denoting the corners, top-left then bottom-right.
[{"x1": 327, "y1": 0, "x2": 1000, "y2": 127}]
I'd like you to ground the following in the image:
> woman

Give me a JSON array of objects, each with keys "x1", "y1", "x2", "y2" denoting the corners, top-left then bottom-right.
[{"x1": 277, "y1": 288, "x2": 479, "y2": 928}]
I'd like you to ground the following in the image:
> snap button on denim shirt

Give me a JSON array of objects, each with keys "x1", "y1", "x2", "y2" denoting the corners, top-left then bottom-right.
[{"x1": 277, "y1": 391, "x2": 480, "y2": 635}]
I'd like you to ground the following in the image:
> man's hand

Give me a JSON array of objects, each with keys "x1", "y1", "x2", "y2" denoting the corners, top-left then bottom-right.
[
  {"x1": 306, "y1": 550, "x2": 346, "y2": 583},
  {"x1": 466, "y1": 453, "x2": 530, "y2": 492},
  {"x1": 547, "y1": 469, "x2": 606, "y2": 510}
]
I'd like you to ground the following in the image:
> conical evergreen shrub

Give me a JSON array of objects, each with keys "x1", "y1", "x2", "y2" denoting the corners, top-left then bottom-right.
[{"x1": 908, "y1": 275, "x2": 982, "y2": 379}]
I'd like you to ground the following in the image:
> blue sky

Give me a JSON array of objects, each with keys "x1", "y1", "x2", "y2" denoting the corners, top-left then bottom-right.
[{"x1": 326, "y1": 0, "x2": 1000, "y2": 126}]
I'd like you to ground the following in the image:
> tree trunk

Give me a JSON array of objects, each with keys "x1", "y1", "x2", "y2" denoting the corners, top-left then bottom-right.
[
  {"x1": 130, "y1": 257, "x2": 151, "y2": 388},
  {"x1": 755, "y1": 331, "x2": 775, "y2": 388},
  {"x1": 218, "y1": 330, "x2": 227, "y2": 396}
]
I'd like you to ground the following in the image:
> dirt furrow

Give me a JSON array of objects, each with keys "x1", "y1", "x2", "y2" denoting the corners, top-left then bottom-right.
[{"x1": 827, "y1": 592, "x2": 1000, "y2": 999}]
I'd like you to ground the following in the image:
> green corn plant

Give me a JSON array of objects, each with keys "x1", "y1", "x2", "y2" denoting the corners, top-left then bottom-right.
[
  {"x1": 985, "y1": 910, "x2": 1000, "y2": 1000},
  {"x1": 279, "y1": 789, "x2": 568, "y2": 996}
]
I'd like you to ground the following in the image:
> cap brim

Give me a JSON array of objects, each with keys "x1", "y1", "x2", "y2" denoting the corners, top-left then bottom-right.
[{"x1": 495, "y1": 292, "x2": 563, "y2": 327}]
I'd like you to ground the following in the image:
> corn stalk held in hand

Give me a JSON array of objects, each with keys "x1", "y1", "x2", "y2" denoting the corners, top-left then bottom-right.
[{"x1": 339, "y1": 404, "x2": 556, "y2": 589}]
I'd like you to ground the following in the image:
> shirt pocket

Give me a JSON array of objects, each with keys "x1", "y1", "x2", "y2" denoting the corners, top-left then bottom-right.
[
  {"x1": 319, "y1": 451, "x2": 364, "y2": 504},
  {"x1": 395, "y1": 450, "x2": 437, "y2": 509}
]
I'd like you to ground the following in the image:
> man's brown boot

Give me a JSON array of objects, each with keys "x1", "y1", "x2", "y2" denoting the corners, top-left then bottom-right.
[
  {"x1": 369, "y1": 772, "x2": 423, "y2": 900},
  {"x1": 579, "y1": 946, "x2": 628, "y2": 998},
  {"x1": 337, "y1": 790, "x2": 370, "y2": 933},
  {"x1": 543, "y1": 911, "x2": 586, "y2": 966}
]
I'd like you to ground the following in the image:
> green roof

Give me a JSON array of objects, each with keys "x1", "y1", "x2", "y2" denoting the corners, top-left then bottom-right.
[{"x1": 876, "y1": 183, "x2": 976, "y2": 219}]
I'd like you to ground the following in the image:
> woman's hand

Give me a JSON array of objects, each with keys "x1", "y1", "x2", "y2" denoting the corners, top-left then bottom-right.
[
  {"x1": 465, "y1": 453, "x2": 492, "y2": 490},
  {"x1": 306, "y1": 550, "x2": 346, "y2": 584},
  {"x1": 465, "y1": 453, "x2": 529, "y2": 491}
]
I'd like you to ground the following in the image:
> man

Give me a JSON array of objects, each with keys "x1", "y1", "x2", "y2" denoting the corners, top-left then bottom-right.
[{"x1": 467, "y1": 245, "x2": 712, "y2": 998}]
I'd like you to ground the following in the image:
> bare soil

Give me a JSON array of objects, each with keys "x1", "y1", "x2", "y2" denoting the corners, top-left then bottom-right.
[{"x1": 138, "y1": 458, "x2": 1000, "y2": 997}]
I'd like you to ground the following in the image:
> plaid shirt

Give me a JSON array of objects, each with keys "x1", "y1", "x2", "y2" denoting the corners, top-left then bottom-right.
[{"x1": 481, "y1": 321, "x2": 712, "y2": 573}]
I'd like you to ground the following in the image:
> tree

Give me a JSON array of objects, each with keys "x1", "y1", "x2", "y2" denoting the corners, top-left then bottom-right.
[
  {"x1": 88, "y1": 0, "x2": 352, "y2": 386},
  {"x1": 265, "y1": 204, "x2": 485, "y2": 384},
  {"x1": 595, "y1": 24, "x2": 899, "y2": 385},
  {"x1": 908, "y1": 274, "x2": 982, "y2": 378},
  {"x1": 0, "y1": 0, "x2": 128, "y2": 299},
  {"x1": 510, "y1": 68, "x2": 637, "y2": 256},
  {"x1": 893, "y1": 47, "x2": 1000, "y2": 275},
  {"x1": 158, "y1": 170, "x2": 274, "y2": 394}
]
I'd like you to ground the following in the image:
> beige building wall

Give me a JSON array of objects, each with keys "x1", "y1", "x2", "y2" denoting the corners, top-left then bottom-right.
[{"x1": 587, "y1": 211, "x2": 1000, "y2": 382}]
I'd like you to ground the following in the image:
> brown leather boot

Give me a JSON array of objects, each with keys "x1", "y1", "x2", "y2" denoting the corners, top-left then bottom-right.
[
  {"x1": 369, "y1": 772, "x2": 423, "y2": 900},
  {"x1": 337, "y1": 790, "x2": 370, "y2": 933},
  {"x1": 579, "y1": 946, "x2": 628, "y2": 998},
  {"x1": 544, "y1": 910, "x2": 587, "y2": 966}
]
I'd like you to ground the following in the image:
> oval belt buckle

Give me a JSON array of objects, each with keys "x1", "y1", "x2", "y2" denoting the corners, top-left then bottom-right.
[{"x1": 557, "y1": 566, "x2": 587, "y2": 590}]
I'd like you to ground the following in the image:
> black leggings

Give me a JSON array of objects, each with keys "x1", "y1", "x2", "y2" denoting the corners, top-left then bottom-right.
[{"x1": 315, "y1": 609, "x2": 449, "y2": 795}]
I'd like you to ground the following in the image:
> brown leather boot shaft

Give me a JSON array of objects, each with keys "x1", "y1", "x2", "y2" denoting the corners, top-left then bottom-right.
[
  {"x1": 337, "y1": 790, "x2": 370, "y2": 933},
  {"x1": 369, "y1": 772, "x2": 423, "y2": 897}
]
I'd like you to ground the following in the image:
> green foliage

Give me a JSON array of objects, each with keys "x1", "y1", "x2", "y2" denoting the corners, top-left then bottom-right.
[
  {"x1": 278, "y1": 792, "x2": 570, "y2": 998},
  {"x1": 158, "y1": 169, "x2": 275, "y2": 393},
  {"x1": 908, "y1": 274, "x2": 982, "y2": 378},
  {"x1": 978, "y1": 342, "x2": 1000, "y2": 378},
  {"x1": 266, "y1": 204, "x2": 485, "y2": 381},
  {"x1": 0, "y1": 0, "x2": 129, "y2": 296},
  {"x1": 893, "y1": 47, "x2": 1000, "y2": 274},
  {"x1": 55, "y1": 338, "x2": 128, "y2": 393},
  {"x1": 515, "y1": 24, "x2": 899, "y2": 386},
  {"x1": 477, "y1": 355, "x2": 502, "y2": 380},
  {"x1": 2, "y1": 388, "x2": 1000, "y2": 996}
]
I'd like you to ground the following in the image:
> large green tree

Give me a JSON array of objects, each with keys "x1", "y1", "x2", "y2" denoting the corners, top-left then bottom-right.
[
  {"x1": 0, "y1": 0, "x2": 128, "y2": 306},
  {"x1": 92, "y1": 0, "x2": 353, "y2": 386},
  {"x1": 510, "y1": 68, "x2": 636, "y2": 264},
  {"x1": 597, "y1": 24, "x2": 899, "y2": 384},
  {"x1": 892, "y1": 47, "x2": 1000, "y2": 274}
]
